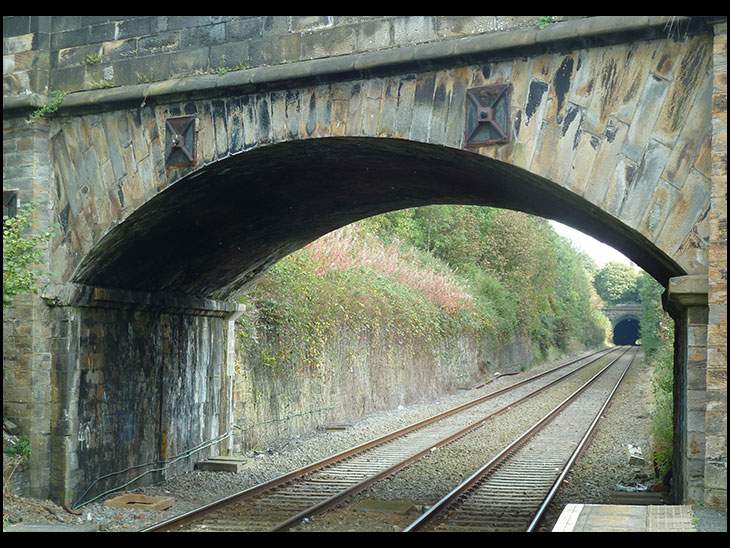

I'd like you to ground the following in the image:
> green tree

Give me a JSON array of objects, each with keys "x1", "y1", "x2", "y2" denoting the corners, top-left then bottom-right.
[
  {"x1": 593, "y1": 261, "x2": 639, "y2": 304},
  {"x1": 413, "y1": 206, "x2": 482, "y2": 271},
  {"x1": 3, "y1": 202, "x2": 54, "y2": 306},
  {"x1": 293, "y1": 204, "x2": 609, "y2": 362},
  {"x1": 366, "y1": 205, "x2": 486, "y2": 271},
  {"x1": 638, "y1": 273, "x2": 667, "y2": 357}
]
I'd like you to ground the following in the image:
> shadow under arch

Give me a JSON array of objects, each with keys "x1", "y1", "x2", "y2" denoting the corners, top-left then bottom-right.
[{"x1": 72, "y1": 136, "x2": 685, "y2": 299}]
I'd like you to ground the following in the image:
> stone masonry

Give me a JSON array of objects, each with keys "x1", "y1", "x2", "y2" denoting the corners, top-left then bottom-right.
[
  {"x1": 3, "y1": 16, "x2": 582, "y2": 96},
  {"x1": 601, "y1": 304, "x2": 642, "y2": 329},
  {"x1": 706, "y1": 19, "x2": 727, "y2": 509},
  {"x1": 3, "y1": 16, "x2": 726, "y2": 509}
]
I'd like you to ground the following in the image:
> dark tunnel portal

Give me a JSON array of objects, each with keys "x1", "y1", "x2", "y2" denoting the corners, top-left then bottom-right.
[{"x1": 614, "y1": 318, "x2": 640, "y2": 346}]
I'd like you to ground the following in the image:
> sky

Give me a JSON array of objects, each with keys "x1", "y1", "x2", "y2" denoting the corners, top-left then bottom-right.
[{"x1": 549, "y1": 220, "x2": 633, "y2": 268}]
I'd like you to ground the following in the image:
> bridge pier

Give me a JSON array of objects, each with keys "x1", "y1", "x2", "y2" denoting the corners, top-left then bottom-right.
[
  {"x1": 665, "y1": 275, "x2": 716, "y2": 506},
  {"x1": 13, "y1": 283, "x2": 243, "y2": 508}
]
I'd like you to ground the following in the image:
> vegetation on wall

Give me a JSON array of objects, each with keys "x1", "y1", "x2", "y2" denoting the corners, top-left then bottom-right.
[
  {"x1": 233, "y1": 205, "x2": 611, "y2": 448},
  {"x1": 2, "y1": 202, "x2": 54, "y2": 306},
  {"x1": 237, "y1": 220, "x2": 481, "y2": 380},
  {"x1": 638, "y1": 272, "x2": 675, "y2": 478},
  {"x1": 3, "y1": 201, "x2": 54, "y2": 494},
  {"x1": 237, "y1": 206, "x2": 607, "y2": 388}
]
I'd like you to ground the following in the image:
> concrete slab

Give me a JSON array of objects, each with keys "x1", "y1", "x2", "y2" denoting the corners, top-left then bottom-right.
[
  {"x1": 608, "y1": 491, "x2": 667, "y2": 505},
  {"x1": 323, "y1": 424, "x2": 353, "y2": 431},
  {"x1": 195, "y1": 456, "x2": 254, "y2": 473},
  {"x1": 553, "y1": 504, "x2": 698, "y2": 532},
  {"x1": 647, "y1": 505, "x2": 699, "y2": 532}
]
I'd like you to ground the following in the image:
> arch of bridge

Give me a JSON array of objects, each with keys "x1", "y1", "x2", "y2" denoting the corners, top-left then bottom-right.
[{"x1": 48, "y1": 30, "x2": 713, "y2": 299}]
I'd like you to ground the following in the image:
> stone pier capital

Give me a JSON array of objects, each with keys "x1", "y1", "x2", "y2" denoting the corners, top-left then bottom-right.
[{"x1": 667, "y1": 275, "x2": 709, "y2": 308}]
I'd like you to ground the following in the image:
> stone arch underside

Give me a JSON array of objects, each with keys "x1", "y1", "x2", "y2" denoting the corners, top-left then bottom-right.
[{"x1": 70, "y1": 136, "x2": 686, "y2": 300}]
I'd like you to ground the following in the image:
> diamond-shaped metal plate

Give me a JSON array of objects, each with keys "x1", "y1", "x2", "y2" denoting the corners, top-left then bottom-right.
[
  {"x1": 165, "y1": 116, "x2": 196, "y2": 167},
  {"x1": 465, "y1": 84, "x2": 512, "y2": 146}
]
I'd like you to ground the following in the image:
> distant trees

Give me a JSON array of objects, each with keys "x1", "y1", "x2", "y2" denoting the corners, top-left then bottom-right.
[
  {"x1": 363, "y1": 205, "x2": 608, "y2": 352},
  {"x1": 593, "y1": 261, "x2": 639, "y2": 304}
]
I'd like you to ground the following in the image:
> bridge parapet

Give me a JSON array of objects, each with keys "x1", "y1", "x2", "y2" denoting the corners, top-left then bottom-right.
[{"x1": 7, "y1": 16, "x2": 711, "y2": 98}]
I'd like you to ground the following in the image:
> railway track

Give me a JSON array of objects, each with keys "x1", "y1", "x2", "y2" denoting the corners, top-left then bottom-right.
[
  {"x1": 404, "y1": 345, "x2": 638, "y2": 532},
  {"x1": 143, "y1": 346, "x2": 630, "y2": 532}
]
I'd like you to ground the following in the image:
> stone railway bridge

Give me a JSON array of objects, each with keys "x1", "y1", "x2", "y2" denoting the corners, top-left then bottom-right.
[{"x1": 3, "y1": 16, "x2": 726, "y2": 510}]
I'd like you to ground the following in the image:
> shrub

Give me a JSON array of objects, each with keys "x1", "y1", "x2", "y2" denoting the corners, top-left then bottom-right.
[
  {"x1": 638, "y1": 272, "x2": 675, "y2": 477},
  {"x1": 3, "y1": 202, "x2": 54, "y2": 306}
]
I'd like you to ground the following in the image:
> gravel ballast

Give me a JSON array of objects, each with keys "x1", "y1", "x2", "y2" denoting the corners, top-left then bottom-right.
[{"x1": 4, "y1": 349, "x2": 726, "y2": 532}]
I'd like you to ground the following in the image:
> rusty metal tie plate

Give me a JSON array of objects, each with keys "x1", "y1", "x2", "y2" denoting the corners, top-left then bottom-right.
[
  {"x1": 165, "y1": 116, "x2": 196, "y2": 166},
  {"x1": 465, "y1": 84, "x2": 512, "y2": 146}
]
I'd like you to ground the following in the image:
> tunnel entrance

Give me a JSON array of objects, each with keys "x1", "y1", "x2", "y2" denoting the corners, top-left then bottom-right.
[{"x1": 613, "y1": 317, "x2": 640, "y2": 346}]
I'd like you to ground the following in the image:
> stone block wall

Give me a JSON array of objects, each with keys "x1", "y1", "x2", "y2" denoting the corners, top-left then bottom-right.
[
  {"x1": 2, "y1": 117, "x2": 56, "y2": 498},
  {"x1": 3, "y1": 16, "x2": 552, "y2": 95},
  {"x1": 706, "y1": 20, "x2": 727, "y2": 508},
  {"x1": 2, "y1": 293, "x2": 53, "y2": 497},
  {"x1": 233, "y1": 320, "x2": 537, "y2": 454},
  {"x1": 40, "y1": 285, "x2": 241, "y2": 507}
]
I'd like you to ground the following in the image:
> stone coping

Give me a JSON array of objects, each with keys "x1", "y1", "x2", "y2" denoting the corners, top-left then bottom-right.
[
  {"x1": 3, "y1": 16, "x2": 713, "y2": 118},
  {"x1": 668, "y1": 275, "x2": 710, "y2": 307}
]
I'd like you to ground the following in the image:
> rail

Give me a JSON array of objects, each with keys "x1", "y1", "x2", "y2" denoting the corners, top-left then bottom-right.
[{"x1": 142, "y1": 347, "x2": 623, "y2": 532}]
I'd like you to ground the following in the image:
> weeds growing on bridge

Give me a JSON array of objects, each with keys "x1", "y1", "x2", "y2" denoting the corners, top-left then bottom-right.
[
  {"x1": 639, "y1": 273, "x2": 675, "y2": 479},
  {"x1": 535, "y1": 16, "x2": 553, "y2": 29},
  {"x1": 2, "y1": 202, "x2": 56, "y2": 306},
  {"x1": 3, "y1": 434, "x2": 32, "y2": 496},
  {"x1": 27, "y1": 89, "x2": 66, "y2": 121}
]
